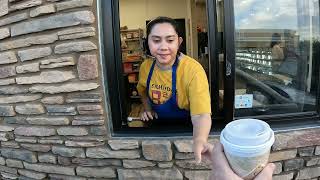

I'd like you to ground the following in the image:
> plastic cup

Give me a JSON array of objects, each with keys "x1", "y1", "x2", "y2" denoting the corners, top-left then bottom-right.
[{"x1": 220, "y1": 119, "x2": 275, "y2": 180}]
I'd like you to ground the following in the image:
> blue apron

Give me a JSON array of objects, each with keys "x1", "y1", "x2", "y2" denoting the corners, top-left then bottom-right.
[{"x1": 146, "y1": 57, "x2": 190, "y2": 119}]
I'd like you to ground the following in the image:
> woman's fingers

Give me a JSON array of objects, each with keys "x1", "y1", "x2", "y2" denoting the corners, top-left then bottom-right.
[{"x1": 146, "y1": 111, "x2": 154, "y2": 120}]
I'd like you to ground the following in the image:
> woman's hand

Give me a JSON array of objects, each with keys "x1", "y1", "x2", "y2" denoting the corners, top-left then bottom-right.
[
  {"x1": 140, "y1": 110, "x2": 158, "y2": 121},
  {"x1": 193, "y1": 139, "x2": 213, "y2": 163}
]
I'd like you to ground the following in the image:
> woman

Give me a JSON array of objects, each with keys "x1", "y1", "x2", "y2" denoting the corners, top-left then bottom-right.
[
  {"x1": 270, "y1": 33, "x2": 284, "y2": 71},
  {"x1": 137, "y1": 16, "x2": 212, "y2": 163}
]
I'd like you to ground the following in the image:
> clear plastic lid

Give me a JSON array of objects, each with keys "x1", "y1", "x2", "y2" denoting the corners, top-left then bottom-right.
[{"x1": 220, "y1": 119, "x2": 275, "y2": 156}]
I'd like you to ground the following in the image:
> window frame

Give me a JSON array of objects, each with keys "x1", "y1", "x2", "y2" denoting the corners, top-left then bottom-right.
[{"x1": 100, "y1": 0, "x2": 320, "y2": 135}]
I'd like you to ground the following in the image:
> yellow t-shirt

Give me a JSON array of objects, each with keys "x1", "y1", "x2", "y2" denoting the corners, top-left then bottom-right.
[{"x1": 137, "y1": 54, "x2": 211, "y2": 116}]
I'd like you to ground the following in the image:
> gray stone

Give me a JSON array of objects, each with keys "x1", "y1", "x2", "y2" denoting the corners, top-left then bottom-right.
[
  {"x1": 11, "y1": 11, "x2": 95, "y2": 36},
  {"x1": 59, "y1": 32, "x2": 95, "y2": 40},
  {"x1": 48, "y1": 174, "x2": 86, "y2": 180},
  {"x1": 0, "y1": 105, "x2": 15, "y2": 116},
  {"x1": 30, "y1": 82, "x2": 99, "y2": 94},
  {"x1": 4, "y1": 116, "x2": 27, "y2": 124},
  {"x1": 18, "y1": 47, "x2": 52, "y2": 62},
  {"x1": 0, "y1": 78, "x2": 15, "y2": 86},
  {"x1": 0, "y1": 65, "x2": 16, "y2": 78},
  {"x1": 65, "y1": 140, "x2": 104, "y2": 147},
  {"x1": 184, "y1": 170, "x2": 211, "y2": 180},
  {"x1": 90, "y1": 126, "x2": 107, "y2": 136},
  {"x1": 57, "y1": 127, "x2": 88, "y2": 136},
  {"x1": 174, "y1": 140, "x2": 193, "y2": 153},
  {"x1": 56, "y1": 0, "x2": 93, "y2": 11},
  {"x1": 55, "y1": 41, "x2": 97, "y2": 54},
  {"x1": 58, "y1": 27, "x2": 95, "y2": 36},
  {"x1": 269, "y1": 149, "x2": 297, "y2": 162},
  {"x1": 273, "y1": 162, "x2": 282, "y2": 175},
  {"x1": 26, "y1": 116, "x2": 70, "y2": 125},
  {"x1": 283, "y1": 158, "x2": 304, "y2": 171},
  {"x1": 123, "y1": 160, "x2": 156, "y2": 168},
  {"x1": 39, "y1": 136, "x2": 63, "y2": 144},
  {"x1": 0, "y1": 94, "x2": 42, "y2": 104},
  {"x1": 158, "y1": 162, "x2": 173, "y2": 168},
  {"x1": 40, "y1": 56, "x2": 75, "y2": 69},
  {"x1": 0, "y1": 0, "x2": 8, "y2": 17},
  {"x1": 117, "y1": 169, "x2": 183, "y2": 180},
  {"x1": 0, "y1": 132, "x2": 9, "y2": 141},
  {"x1": 52, "y1": 146, "x2": 85, "y2": 158},
  {"x1": 18, "y1": 169, "x2": 46, "y2": 179},
  {"x1": 21, "y1": 143, "x2": 51, "y2": 152},
  {"x1": 6, "y1": 159, "x2": 23, "y2": 168},
  {"x1": 315, "y1": 146, "x2": 320, "y2": 155},
  {"x1": 86, "y1": 146, "x2": 140, "y2": 159},
  {"x1": 38, "y1": 153, "x2": 57, "y2": 164},
  {"x1": 175, "y1": 160, "x2": 211, "y2": 170},
  {"x1": 14, "y1": 127, "x2": 56, "y2": 136},
  {"x1": 1, "y1": 148, "x2": 37, "y2": 163},
  {"x1": 0, "y1": 85, "x2": 29, "y2": 95},
  {"x1": 72, "y1": 120, "x2": 104, "y2": 126},
  {"x1": 0, "y1": 125, "x2": 14, "y2": 132},
  {"x1": 0, "y1": 157, "x2": 5, "y2": 165},
  {"x1": 30, "y1": 4, "x2": 55, "y2": 17},
  {"x1": 66, "y1": 135, "x2": 104, "y2": 142},
  {"x1": 76, "y1": 166, "x2": 116, "y2": 178},
  {"x1": 16, "y1": 63, "x2": 40, "y2": 74},
  {"x1": 0, "y1": 51, "x2": 17, "y2": 64},
  {"x1": 0, "y1": 28, "x2": 10, "y2": 40},
  {"x1": 306, "y1": 157, "x2": 320, "y2": 166},
  {"x1": 0, "y1": 12, "x2": 28, "y2": 26},
  {"x1": 9, "y1": 0, "x2": 42, "y2": 11},
  {"x1": 46, "y1": 105, "x2": 76, "y2": 115},
  {"x1": 1, "y1": 141, "x2": 19, "y2": 148},
  {"x1": 0, "y1": 33, "x2": 58, "y2": 51},
  {"x1": 71, "y1": 158, "x2": 121, "y2": 167},
  {"x1": 15, "y1": 136, "x2": 37, "y2": 143},
  {"x1": 15, "y1": 104, "x2": 45, "y2": 115},
  {"x1": 271, "y1": 172, "x2": 294, "y2": 180},
  {"x1": 298, "y1": 146, "x2": 315, "y2": 157},
  {"x1": 296, "y1": 166, "x2": 320, "y2": 179},
  {"x1": 74, "y1": 116, "x2": 104, "y2": 121},
  {"x1": 0, "y1": 165, "x2": 17, "y2": 175},
  {"x1": 66, "y1": 92, "x2": 101, "y2": 103},
  {"x1": 142, "y1": 140, "x2": 172, "y2": 161},
  {"x1": 23, "y1": 162, "x2": 75, "y2": 176},
  {"x1": 41, "y1": 95, "x2": 64, "y2": 104},
  {"x1": 77, "y1": 104, "x2": 103, "y2": 115},
  {"x1": 57, "y1": 156, "x2": 71, "y2": 166},
  {"x1": 108, "y1": 140, "x2": 139, "y2": 150},
  {"x1": 77, "y1": 54, "x2": 98, "y2": 80}
]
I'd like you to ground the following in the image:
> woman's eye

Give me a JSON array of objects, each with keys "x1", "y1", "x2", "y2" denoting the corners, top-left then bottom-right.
[
  {"x1": 167, "y1": 39, "x2": 174, "y2": 43},
  {"x1": 153, "y1": 39, "x2": 160, "y2": 43}
]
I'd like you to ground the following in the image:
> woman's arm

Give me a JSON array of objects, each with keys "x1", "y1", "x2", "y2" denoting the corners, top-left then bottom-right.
[{"x1": 192, "y1": 113, "x2": 212, "y2": 163}]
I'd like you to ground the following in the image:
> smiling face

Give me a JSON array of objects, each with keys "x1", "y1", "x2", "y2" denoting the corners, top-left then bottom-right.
[{"x1": 148, "y1": 23, "x2": 183, "y2": 66}]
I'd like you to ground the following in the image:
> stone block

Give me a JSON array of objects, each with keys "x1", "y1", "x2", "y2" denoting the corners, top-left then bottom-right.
[
  {"x1": 315, "y1": 146, "x2": 320, "y2": 155},
  {"x1": 184, "y1": 170, "x2": 211, "y2": 180},
  {"x1": 306, "y1": 157, "x2": 320, "y2": 166},
  {"x1": 72, "y1": 120, "x2": 104, "y2": 126},
  {"x1": 56, "y1": 0, "x2": 93, "y2": 11},
  {"x1": 57, "y1": 127, "x2": 88, "y2": 136},
  {"x1": 0, "y1": 94, "x2": 42, "y2": 104},
  {"x1": 175, "y1": 160, "x2": 211, "y2": 170},
  {"x1": 9, "y1": 0, "x2": 42, "y2": 11},
  {"x1": 58, "y1": 156, "x2": 71, "y2": 166},
  {"x1": 55, "y1": 41, "x2": 97, "y2": 54},
  {"x1": 18, "y1": 169, "x2": 47, "y2": 179},
  {"x1": 1, "y1": 148, "x2": 37, "y2": 163},
  {"x1": 21, "y1": 143, "x2": 51, "y2": 152},
  {"x1": 6, "y1": 159, "x2": 23, "y2": 168},
  {"x1": 1, "y1": 141, "x2": 19, "y2": 148},
  {"x1": 0, "y1": 51, "x2": 17, "y2": 64},
  {"x1": 0, "y1": 0, "x2": 8, "y2": 17},
  {"x1": 0, "y1": 12, "x2": 28, "y2": 27},
  {"x1": 117, "y1": 169, "x2": 183, "y2": 180},
  {"x1": 0, "y1": 132, "x2": 9, "y2": 141},
  {"x1": 41, "y1": 95, "x2": 64, "y2": 104},
  {"x1": 52, "y1": 146, "x2": 85, "y2": 158},
  {"x1": 123, "y1": 160, "x2": 156, "y2": 168},
  {"x1": 18, "y1": 46, "x2": 52, "y2": 62},
  {"x1": 0, "y1": 85, "x2": 29, "y2": 95},
  {"x1": 39, "y1": 136, "x2": 63, "y2": 144},
  {"x1": 296, "y1": 166, "x2": 320, "y2": 179},
  {"x1": 23, "y1": 162, "x2": 75, "y2": 176},
  {"x1": 174, "y1": 140, "x2": 193, "y2": 153},
  {"x1": 298, "y1": 146, "x2": 315, "y2": 157},
  {"x1": 14, "y1": 127, "x2": 56, "y2": 136},
  {"x1": 58, "y1": 27, "x2": 95, "y2": 36},
  {"x1": 46, "y1": 105, "x2": 77, "y2": 115},
  {"x1": 0, "y1": 27, "x2": 10, "y2": 40},
  {"x1": 66, "y1": 92, "x2": 101, "y2": 103},
  {"x1": 108, "y1": 140, "x2": 139, "y2": 150},
  {"x1": 0, "y1": 105, "x2": 15, "y2": 116},
  {"x1": 283, "y1": 158, "x2": 304, "y2": 171},
  {"x1": 40, "y1": 56, "x2": 75, "y2": 69},
  {"x1": 4, "y1": 116, "x2": 27, "y2": 124},
  {"x1": 0, "y1": 165, "x2": 17, "y2": 175},
  {"x1": 86, "y1": 146, "x2": 140, "y2": 159},
  {"x1": 16, "y1": 63, "x2": 39, "y2": 74},
  {"x1": 0, "y1": 78, "x2": 15, "y2": 85},
  {"x1": 272, "y1": 172, "x2": 294, "y2": 180},
  {"x1": 0, "y1": 125, "x2": 14, "y2": 132},
  {"x1": 16, "y1": 70, "x2": 75, "y2": 84},
  {"x1": 15, "y1": 104, "x2": 45, "y2": 115},
  {"x1": 0, "y1": 65, "x2": 16, "y2": 79},
  {"x1": 72, "y1": 158, "x2": 121, "y2": 167},
  {"x1": 273, "y1": 162, "x2": 282, "y2": 175},
  {"x1": 77, "y1": 54, "x2": 98, "y2": 80},
  {"x1": 26, "y1": 116, "x2": 70, "y2": 125},
  {"x1": 65, "y1": 140, "x2": 104, "y2": 147},
  {"x1": 29, "y1": 82, "x2": 99, "y2": 94},
  {"x1": 38, "y1": 153, "x2": 57, "y2": 164},
  {"x1": 15, "y1": 136, "x2": 37, "y2": 143},
  {"x1": 11, "y1": 11, "x2": 95, "y2": 36},
  {"x1": 76, "y1": 166, "x2": 116, "y2": 178},
  {"x1": 90, "y1": 126, "x2": 107, "y2": 135},
  {"x1": 269, "y1": 149, "x2": 297, "y2": 162},
  {"x1": 142, "y1": 140, "x2": 172, "y2": 161},
  {"x1": 0, "y1": 157, "x2": 5, "y2": 165},
  {"x1": 30, "y1": 4, "x2": 55, "y2": 17},
  {"x1": 48, "y1": 174, "x2": 85, "y2": 180},
  {"x1": 59, "y1": 31, "x2": 95, "y2": 40},
  {"x1": 158, "y1": 162, "x2": 173, "y2": 168},
  {"x1": 77, "y1": 104, "x2": 102, "y2": 115}
]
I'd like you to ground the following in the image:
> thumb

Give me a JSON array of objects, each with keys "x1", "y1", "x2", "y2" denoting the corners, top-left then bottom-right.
[{"x1": 194, "y1": 145, "x2": 203, "y2": 164}]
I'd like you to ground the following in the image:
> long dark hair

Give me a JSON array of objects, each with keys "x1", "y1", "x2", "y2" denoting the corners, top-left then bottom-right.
[
  {"x1": 270, "y1": 33, "x2": 281, "y2": 48},
  {"x1": 145, "y1": 16, "x2": 181, "y2": 56}
]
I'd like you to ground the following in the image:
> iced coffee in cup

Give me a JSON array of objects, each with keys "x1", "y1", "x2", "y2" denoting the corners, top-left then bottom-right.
[{"x1": 220, "y1": 119, "x2": 274, "y2": 180}]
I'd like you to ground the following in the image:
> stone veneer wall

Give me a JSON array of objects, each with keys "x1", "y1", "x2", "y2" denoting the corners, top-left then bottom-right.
[{"x1": 0, "y1": 0, "x2": 319, "y2": 179}]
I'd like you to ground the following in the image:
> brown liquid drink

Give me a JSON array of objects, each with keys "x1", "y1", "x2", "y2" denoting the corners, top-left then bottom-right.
[{"x1": 220, "y1": 119, "x2": 275, "y2": 179}]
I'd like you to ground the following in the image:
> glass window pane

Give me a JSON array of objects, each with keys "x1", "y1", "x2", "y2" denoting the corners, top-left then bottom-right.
[{"x1": 233, "y1": 0, "x2": 320, "y2": 116}]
